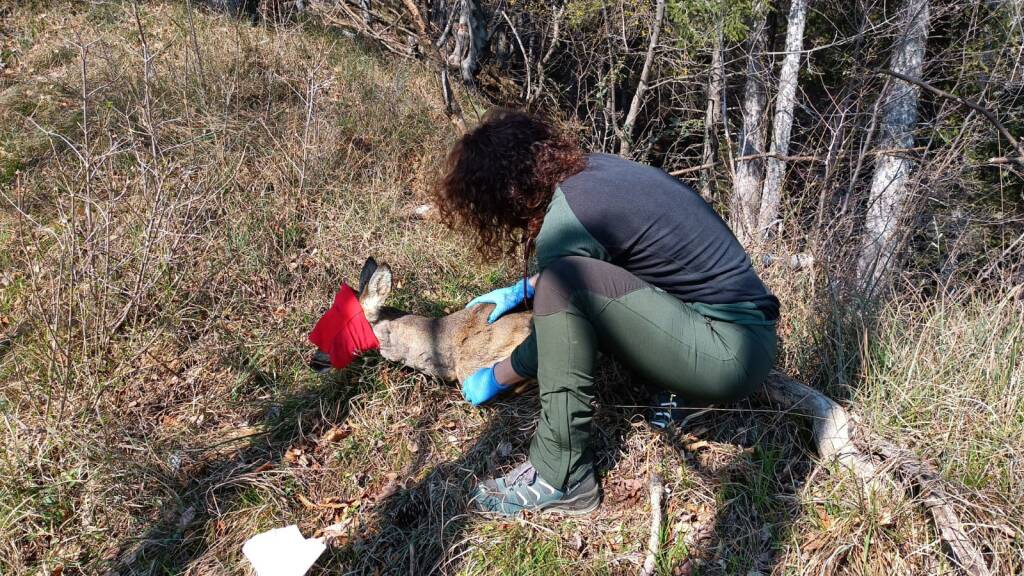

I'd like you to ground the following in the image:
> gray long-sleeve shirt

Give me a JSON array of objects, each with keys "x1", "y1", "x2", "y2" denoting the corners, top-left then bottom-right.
[{"x1": 510, "y1": 153, "x2": 779, "y2": 377}]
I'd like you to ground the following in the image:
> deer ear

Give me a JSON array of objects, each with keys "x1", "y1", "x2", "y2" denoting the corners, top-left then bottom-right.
[
  {"x1": 358, "y1": 257, "x2": 379, "y2": 297},
  {"x1": 359, "y1": 263, "x2": 392, "y2": 321}
]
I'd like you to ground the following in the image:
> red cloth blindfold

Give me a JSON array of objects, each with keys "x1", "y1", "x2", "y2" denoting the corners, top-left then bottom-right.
[{"x1": 308, "y1": 283, "x2": 380, "y2": 369}]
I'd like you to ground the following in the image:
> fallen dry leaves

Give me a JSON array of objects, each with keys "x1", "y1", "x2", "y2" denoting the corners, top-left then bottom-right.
[
  {"x1": 319, "y1": 425, "x2": 352, "y2": 443},
  {"x1": 284, "y1": 447, "x2": 320, "y2": 469},
  {"x1": 605, "y1": 477, "x2": 646, "y2": 506}
]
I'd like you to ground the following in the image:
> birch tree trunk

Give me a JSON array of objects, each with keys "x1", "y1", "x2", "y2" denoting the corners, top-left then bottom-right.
[
  {"x1": 700, "y1": 21, "x2": 724, "y2": 200},
  {"x1": 447, "y1": 0, "x2": 487, "y2": 85},
  {"x1": 857, "y1": 0, "x2": 930, "y2": 290},
  {"x1": 357, "y1": 0, "x2": 373, "y2": 26},
  {"x1": 730, "y1": 4, "x2": 769, "y2": 245},
  {"x1": 620, "y1": 0, "x2": 666, "y2": 159},
  {"x1": 757, "y1": 0, "x2": 808, "y2": 240}
]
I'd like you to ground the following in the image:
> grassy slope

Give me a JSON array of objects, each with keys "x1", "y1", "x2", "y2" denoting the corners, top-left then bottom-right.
[{"x1": 0, "y1": 3, "x2": 1021, "y2": 575}]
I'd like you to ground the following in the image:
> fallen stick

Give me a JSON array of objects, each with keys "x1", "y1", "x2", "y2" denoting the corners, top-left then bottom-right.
[
  {"x1": 869, "y1": 437, "x2": 992, "y2": 576},
  {"x1": 641, "y1": 474, "x2": 664, "y2": 576},
  {"x1": 759, "y1": 372, "x2": 878, "y2": 486},
  {"x1": 757, "y1": 372, "x2": 991, "y2": 575}
]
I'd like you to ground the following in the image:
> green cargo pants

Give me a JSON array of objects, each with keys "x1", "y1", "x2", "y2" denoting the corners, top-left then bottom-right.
[{"x1": 521, "y1": 256, "x2": 778, "y2": 489}]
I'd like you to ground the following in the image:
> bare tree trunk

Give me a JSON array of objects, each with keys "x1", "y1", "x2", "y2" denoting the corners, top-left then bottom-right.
[
  {"x1": 620, "y1": 0, "x2": 666, "y2": 159},
  {"x1": 700, "y1": 21, "x2": 724, "y2": 200},
  {"x1": 400, "y1": 0, "x2": 427, "y2": 38},
  {"x1": 528, "y1": 3, "x2": 565, "y2": 105},
  {"x1": 448, "y1": 0, "x2": 487, "y2": 85},
  {"x1": 757, "y1": 0, "x2": 808, "y2": 240},
  {"x1": 730, "y1": 4, "x2": 769, "y2": 245},
  {"x1": 602, "y1": 4, "x2": 625, "y2": 149},
  {"x1": 858, "y1": 0, "x2": 930, "y2": 290},
  {"x1": 358, "y1": 0, "x2": 373, "y2": 27}
]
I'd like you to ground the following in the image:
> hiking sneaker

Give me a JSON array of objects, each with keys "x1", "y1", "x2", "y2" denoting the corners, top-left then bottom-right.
[
  {"x1": 648, "y1": 389, "x2": 706, "y2": 429},
  {"x1": 649, "y1": 390, "x2": 682, "y2": 429},
  {"x1": 472, "y1": 460, "x2": 601, "y2": 517}
]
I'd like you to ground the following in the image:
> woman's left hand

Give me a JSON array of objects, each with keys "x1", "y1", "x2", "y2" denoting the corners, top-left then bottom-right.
[{"x1": 466, "y1": 280, "x2": 535, "y2": 324}]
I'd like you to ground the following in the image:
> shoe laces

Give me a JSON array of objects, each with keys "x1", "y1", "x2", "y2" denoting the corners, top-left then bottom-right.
[{"x1": 503, "y1": 461, "x2": 538, "y2": 488}]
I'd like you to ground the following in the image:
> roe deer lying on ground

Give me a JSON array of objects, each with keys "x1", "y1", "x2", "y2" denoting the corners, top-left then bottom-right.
[{"x1": 312, "y1": 257, "x2": 532, "y2": 383}]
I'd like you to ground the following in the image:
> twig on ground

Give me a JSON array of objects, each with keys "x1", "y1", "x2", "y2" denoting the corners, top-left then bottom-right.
[
  {"x1": 759, "y1": 373, "x2": 879, "y2": 487},
  {"x1": 400, "y1": 0, "x2": 427, "y2": 36},
  {"x1": 869, "y1": 436, "x2": 993, "y2": 576},
  {"x1": 757, "y1": 372, "x2": 992, "y2": 575},
  {"x1": 640, "y1": 473, "x2": 664, "y2": 576}
]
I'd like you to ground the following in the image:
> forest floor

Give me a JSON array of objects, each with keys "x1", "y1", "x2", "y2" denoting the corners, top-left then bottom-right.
[{"x1": 1, "y1": 3, "x2": 1022, "y2": 575}]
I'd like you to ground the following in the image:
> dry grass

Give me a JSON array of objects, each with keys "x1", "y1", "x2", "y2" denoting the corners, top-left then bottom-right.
[{"x1": 0, "y1": 2, "x2": 1021, "y2": 575}]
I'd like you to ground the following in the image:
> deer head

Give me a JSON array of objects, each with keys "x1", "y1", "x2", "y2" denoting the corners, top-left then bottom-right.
[{"x1": 309, "y1": 257, "x2": 532, "y2": 383}]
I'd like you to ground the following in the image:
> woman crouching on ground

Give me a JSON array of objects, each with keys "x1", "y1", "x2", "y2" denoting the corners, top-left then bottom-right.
[{"x1": 435, "y1": 109, "x2": 779, "y2": 516}]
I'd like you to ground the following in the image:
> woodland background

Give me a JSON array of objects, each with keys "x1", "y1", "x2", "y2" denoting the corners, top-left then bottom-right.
[
  {"x1": 296, "y1": 0, "x2": 1023, "y2": 294},
  {"x1": 0, "y1": 0, "x2": 1022, "y2": 574}
]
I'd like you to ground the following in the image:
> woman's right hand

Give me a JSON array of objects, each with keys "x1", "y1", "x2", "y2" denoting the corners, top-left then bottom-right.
[
  {"x1": 461, "y1": 365, "x2": 510, "y2": 406},
  {"x1": 465, "y1": 279, "x2": 535, "y2": 323}
]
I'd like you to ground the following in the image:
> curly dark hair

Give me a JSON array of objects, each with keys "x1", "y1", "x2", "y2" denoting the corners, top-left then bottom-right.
[{"x1": 436, "y1": 109, "x2": 587, "y2": 261}]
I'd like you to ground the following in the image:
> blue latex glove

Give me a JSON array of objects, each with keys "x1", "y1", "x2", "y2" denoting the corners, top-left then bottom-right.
[
  {"x1": 466, "y1": 279, "x2": 535, "y2": 324},
  {"x1": 462, "y1": 365, "x2": 510, "y2": 406}
]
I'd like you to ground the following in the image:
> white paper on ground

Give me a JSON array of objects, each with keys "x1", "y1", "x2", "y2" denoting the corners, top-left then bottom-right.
[{"x1": 242, "y1": 524, "x2": 326, "y2": 576}]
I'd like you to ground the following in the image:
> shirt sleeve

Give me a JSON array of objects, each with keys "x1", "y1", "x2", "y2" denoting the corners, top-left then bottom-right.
[
  {"x1": 507, "y1": 188, "x2": 610, "y2": 376},
  {"x1": 534, "y1": 188, "x2": 609, "y2": 269}
]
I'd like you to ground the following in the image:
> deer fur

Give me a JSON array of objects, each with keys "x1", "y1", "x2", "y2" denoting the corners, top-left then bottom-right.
[{"x1": 355, "y1": 258, "x2": 532, "y2": 383}]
